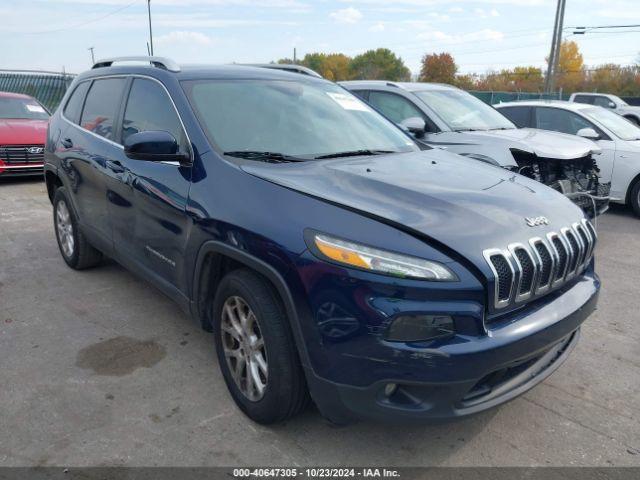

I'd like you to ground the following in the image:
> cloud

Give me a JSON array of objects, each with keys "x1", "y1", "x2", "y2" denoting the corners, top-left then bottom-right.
[
  {"x1": 474, "y1": 8, "x2": 500, "y2": 18},
  {"x1": 417, "y1": 28, "x2": 505, "y2": 44},
  {"x1": 368, "y1": 22, "x2": 385, "y2": 32},
  {"x1": 155, "y1": 30, "x2": 214, "y2": 46},
  {"x1": 329, "y1": 7, "x2": 363, "y2": 24},
  {"x1": 449, "y1": 6, "x2": 464, "y2": 13},
  {"x1": 429, "y1": 12, "x2": 450, "y2": 21}
]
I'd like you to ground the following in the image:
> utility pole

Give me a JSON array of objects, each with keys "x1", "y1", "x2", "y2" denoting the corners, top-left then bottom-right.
[
  {"x1": 147, "y1": 0, "x2": 154, "y2": 56},
  {"x1": 88, "y1": 47, "x2": 95, "y2": 64},
  {"x1": 544, "y1": 0, "x2": 566, "y2": 94},
  {"x1": 293, "y1": 47, "x2": 297, "y2": 64}
]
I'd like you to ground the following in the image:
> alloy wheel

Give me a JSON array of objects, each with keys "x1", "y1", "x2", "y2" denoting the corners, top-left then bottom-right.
[
  {"x1": 56, "y1": 200, "x2": 75, "y2": 258},
  {"x1": 220, "y1": 295, "x2": 268, "y2": 401}
]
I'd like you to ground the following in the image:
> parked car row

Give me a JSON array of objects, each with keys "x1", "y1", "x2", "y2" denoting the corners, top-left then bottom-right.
[{"x1": 41, "y1": 57, "x2": 602, "y2": 425}]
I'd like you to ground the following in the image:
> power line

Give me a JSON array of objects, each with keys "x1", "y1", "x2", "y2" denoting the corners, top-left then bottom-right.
[{"x1": 10, "y1": 0, "x2": 139, "y2": 35}]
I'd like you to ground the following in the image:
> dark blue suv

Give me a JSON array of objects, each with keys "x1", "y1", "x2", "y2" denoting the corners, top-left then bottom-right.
[{"x1": 44, "y1": 57, "x2": 600, "y2": 424}]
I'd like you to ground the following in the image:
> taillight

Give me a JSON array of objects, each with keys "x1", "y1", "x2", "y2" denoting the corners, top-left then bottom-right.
[{"x1": 0, "y1": 159, "x2": 5, "y2": 174}]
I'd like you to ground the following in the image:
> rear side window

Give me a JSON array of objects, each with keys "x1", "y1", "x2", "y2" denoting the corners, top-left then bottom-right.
[
  {"x1": 573, "y1": 95, "x2": 594, "y2": 105},
  {"x1": 80, "y1": 78, "x2": 127, "y2": 141},
  {"x1": 498, "y1": 106, "x2": 531, "y2": 128},
  {"x1": 368, "y1": 91, "x2": 425, "y2": 125},
  {"x1": 63, "y1": 81, "x2": 90, "y2": 124},
  {"x1": 122, "y1": 78, "x2": 188, "y2": 154}
]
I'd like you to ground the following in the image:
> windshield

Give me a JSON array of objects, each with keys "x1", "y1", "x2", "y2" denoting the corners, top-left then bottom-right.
[
  {"x1": 182, "y1": 79, "x2": 418, "y2": 159},
  {"x1": 414, "y1": 89, "x2": 515, "y2": 131},
  {"x1": 582, "y1": 107, "x2": 640, "y2": 141},
  {"x1": 0, "y1": 97, "x2": 49, "y2": 120}
]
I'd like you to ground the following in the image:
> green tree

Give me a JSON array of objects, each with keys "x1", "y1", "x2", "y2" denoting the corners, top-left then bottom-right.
[
  {"x1": 350, "y1": 48, "x2": 411, "y2": 81},
  {"x1": 419, "y1": 52, "x2": 457, "y2": 84}
]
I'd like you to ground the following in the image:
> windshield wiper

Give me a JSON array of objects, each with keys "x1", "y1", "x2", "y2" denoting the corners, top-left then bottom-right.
[
  {"x1": 314, "y1": 149, "x2": 397, "y2": 160},
  {"x1": 223, "y1": 151, "x2": 306, "y2": 163}
]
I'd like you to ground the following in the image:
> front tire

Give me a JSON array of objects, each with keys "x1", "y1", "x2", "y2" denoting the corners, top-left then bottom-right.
[
  {"x1": 212, "y1": 269, "x2": 309, "y2": 424},
  {"x1": 53, "y1": 187, "x2": 103, "y2": 269},
  {"x1": 629, "y1": 180, "x2": 640, "y2": 218}
]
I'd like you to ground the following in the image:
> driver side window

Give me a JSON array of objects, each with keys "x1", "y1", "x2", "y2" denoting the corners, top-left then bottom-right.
[
  {"x1": 122, "y1": 78, "x2": 189, "y2": 154},
  {"x1": 534, "y1": 107, "x2": 594, "y2": 136},
  {"x1": 368, "y1": 91, "x2": 425, "y2": 125}
]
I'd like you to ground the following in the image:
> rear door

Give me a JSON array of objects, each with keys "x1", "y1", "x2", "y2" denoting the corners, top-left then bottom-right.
[
  {"x1": 106, "y1": 76, "x2": 192, "y2": 291},
  {"x1": 58, "y1": 77, "x2": 127, "y2": 250}
]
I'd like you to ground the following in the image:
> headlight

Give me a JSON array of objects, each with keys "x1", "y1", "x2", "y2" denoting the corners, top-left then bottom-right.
[{"x1": 309, "y1": 233, "x2": 458, "y2": 281}]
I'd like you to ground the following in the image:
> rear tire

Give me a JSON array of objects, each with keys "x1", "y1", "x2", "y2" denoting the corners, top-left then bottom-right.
[
  {"x1": 53, "y1": 187, "x2": 103, "y2": 269},
  {"x1": 212, "y1": 269, "x2": 309, "y2": 424},
  {"x1": 630, "y1": 180, "x2": 640, "y2": 218}
]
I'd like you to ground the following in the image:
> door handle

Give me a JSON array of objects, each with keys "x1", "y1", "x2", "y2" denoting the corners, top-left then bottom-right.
[
  {"x1": 61, "y1": 138, "x2": 73, "y2": 149},
  {"x1": 106, "y1": 159, "x2": 125, "y2": 174}
]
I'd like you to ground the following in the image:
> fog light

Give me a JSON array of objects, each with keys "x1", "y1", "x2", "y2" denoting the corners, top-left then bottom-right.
[
  {"x1": 384, "y1": 383, "x2": 397, "y2": 397},
  {"x1": 385, "y1": 315, "x2": 455, "y2": 342}
]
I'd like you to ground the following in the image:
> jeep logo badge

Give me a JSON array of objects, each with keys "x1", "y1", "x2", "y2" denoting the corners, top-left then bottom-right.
[
  {"x1": 26, "y1": 147, "x2": 44, "y2": 154},
  {"x1": 525, "y1": 216, "x2": 549, "y2": 227}
]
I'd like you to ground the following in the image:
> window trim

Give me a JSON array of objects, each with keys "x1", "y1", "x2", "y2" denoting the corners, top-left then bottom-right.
[
  {"x1": 61, "y1": 74, "x2": 193, "y2": 163},
  {"x1": 62, "y1": 80, "x2": 91, "y2": 124}
]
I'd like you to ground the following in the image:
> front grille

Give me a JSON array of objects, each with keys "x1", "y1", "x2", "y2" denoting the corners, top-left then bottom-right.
[
  {"x1": 0, "y1": 145, "x2": 45, "y2": 165},
  {"x1": 484, "y1": 219, "x2": 596, "y2": 310}
]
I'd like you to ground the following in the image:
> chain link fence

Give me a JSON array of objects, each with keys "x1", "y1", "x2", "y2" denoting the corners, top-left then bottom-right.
[{"x1": 0, "y1": 70, "x2": 76, "y2": 112}]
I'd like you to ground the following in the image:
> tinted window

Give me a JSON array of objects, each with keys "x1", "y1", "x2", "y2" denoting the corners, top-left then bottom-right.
[
  {"x1": 592, "y1": 96, "x2": 613, "y2": 108},
  {"x1": 573, "y1": 95, "x2": 594, "y2": 105},
  {"x1": 368, "y1": 91, "x2": 425, "y2": 124},
  {"x1": 534, "y1": 107, "x2": 594, "y2": 135},
  {"x1": 498, "y1": 106, "x2": 531, "y2": 128},
  {"x1": 80, "y1": 78, "x2": 126, "y2": 141},
  {"x1": 122, "y1": 78, "x2": 188, "y2": 154},
  {"x1": 63, "y1": 81, "x2": 90, "y2": 124}
]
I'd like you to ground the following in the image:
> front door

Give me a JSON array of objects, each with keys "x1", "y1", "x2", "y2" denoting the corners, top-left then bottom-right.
[{"x1": 105, "y1": 77, "x2": 192, "y2": 290}]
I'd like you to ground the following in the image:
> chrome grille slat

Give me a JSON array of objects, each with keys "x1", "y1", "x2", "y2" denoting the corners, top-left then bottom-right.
[
  {"x1": 484, "y1": 220, "x2": 597, "y2": 310},
  {"x1": 0, "y1": 144, "x2": 45, "y2": 165}
]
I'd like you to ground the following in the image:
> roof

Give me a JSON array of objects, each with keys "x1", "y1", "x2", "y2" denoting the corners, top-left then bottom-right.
[
  {"x1": 495, "y1": 99, "x2": 594, "y2": 112},
  {"x1": 0, "y1": 91, "x2": 34, "y2": 100},
  {"x1": 86, "y1": 57, "x2": 327, "y2": 83},
  {"x1": 339, "y1": 80, "x2": 460, "y2": 92}
]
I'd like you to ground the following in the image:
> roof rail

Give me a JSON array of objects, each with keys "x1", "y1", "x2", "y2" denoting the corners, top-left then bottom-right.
[
  {"x1": 92, "y1": 56, "x2": 180, "y2": 73},
  {"x1": 244, "y1": 64, "x2": 323, "y2": 79}
]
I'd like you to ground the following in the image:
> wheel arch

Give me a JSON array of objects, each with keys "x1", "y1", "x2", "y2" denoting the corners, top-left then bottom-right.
[
  {"x1": 626, "y1": 171, "x2": 640, "y2": 205},
  {"x1": 623, "y1": 114, "x2": 640, "y2": 125},
  {"x1": 44, "y1": 167, "x2": 63, "y2": 204},
  {"x1": 191, "y1": 241, "x2": 312, "y2": 369}
]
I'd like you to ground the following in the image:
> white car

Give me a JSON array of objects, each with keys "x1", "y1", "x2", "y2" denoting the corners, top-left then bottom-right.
[
  {"x1": 569, "y1": 92, "x2": 640, "y2": 126},
  {"x1": 496, "y1": 100, "x2": 640, "y2": 216}
]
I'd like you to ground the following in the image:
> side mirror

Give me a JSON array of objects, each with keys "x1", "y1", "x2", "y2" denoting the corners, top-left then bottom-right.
[
  {"x1": 124, "y1": 131, "x2": 190, "y2": 164},
  {"x1": 608, "y1": 101, "x2": 616, "y2": 109},
  {"x1": 400, "y1": 117, "x2": 427, "y2": 138},
  {"x1": 577, "y1": 127, "x2": 600, "y2": 140}
]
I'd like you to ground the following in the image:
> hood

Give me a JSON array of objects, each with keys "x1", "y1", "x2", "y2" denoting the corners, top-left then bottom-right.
[
  {"x1": 427, "y1": 128, "x2": 600, "y2": 167},
  {"x1": 242, "y1": 150, "x2": 585, "y2": 272},
  {"x1": 0, "y1": 118, "x2": 49, "y2": 145}
]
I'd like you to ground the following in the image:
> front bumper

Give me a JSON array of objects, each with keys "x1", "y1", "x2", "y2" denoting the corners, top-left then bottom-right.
[
  {"x1": 0, "y1": 161, "x2": 44, "y2": 176},
  {"x1": 303, "y1": 271, "x2": 599, "y2": 423}
]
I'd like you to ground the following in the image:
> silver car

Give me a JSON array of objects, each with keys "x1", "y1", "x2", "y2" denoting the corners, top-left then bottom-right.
[
  {"x1": 569, "y1": 92, "x2": 640, "y2": 126},
  {"x1": 497, "y1": 100, "x2": 640, "y2": 217},
  {"x1": 340, "y1": 80, "x2": 609, "y2": 217}
]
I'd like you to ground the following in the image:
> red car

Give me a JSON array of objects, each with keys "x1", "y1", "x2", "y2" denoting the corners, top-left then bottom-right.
[{"x1": 0, "y1": 91, "x2": 50, "y2": 177}]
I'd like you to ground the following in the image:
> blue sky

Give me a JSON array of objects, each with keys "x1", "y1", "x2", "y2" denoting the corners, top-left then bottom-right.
[{"x1": 1, "y1": 0, "x2": 638, "y2": 75}]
